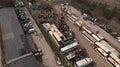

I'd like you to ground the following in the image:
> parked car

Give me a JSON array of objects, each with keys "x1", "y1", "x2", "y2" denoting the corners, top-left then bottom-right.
[{"x1": 56, "y1": 57, "x2": 64, "y2": 67}]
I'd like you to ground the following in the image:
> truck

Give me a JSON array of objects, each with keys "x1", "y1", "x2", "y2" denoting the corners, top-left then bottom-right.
[
  {"x1": 75, "y1": 58, "x2": 93, "y2": 67},
  {"x1": 60, "y1": 42, "x2": 78, "y2": 54}
]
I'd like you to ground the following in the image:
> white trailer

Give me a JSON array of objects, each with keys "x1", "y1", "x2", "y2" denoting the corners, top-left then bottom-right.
[
  {"x1": 66, "y1": 14, "x2": 76, "y2": 23},
  {"x1": 110, "y1": 53, "x2": 120, "y2": 65},
  {"x1": 82, "y1": 26, "x2": 92, "y2": 34},
  {"x1": 60, "y1": 42, "x2": 78, "y2": 54},
  {"x1": 91, "y1": 34, "x2": 101, "y2": 42},
  {"x1": 82, "y1": 34, "x2": 94, "y2": 44},
  {"x1": 75, "y1": 58, "x2": 93, "y2": 67},
  {"x1": 95, "y1": 42, "x2": 110, "y2": 53},
  {"x1": 97, "y1": 34, "x2": 104, "y2": 40},
  {"x1": 107, "y1": 57, "x2": 120, "y2": 67},
  {"x1": 96, "y1": 48, "x2": 108, "y2": 57},
  {"x1": 53, "y1": 32, "x2": 62, "y2": 42},
  {"x1": 100, "y1": 40, "x2": 119, "y2": 56},
  {"x1": 82, "y1": 31, "x2": 96, "y2": 43}
]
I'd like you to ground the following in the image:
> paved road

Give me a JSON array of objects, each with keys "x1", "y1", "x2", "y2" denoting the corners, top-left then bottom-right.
[{"x1": 0, "y1": 7, "x2": 39, "y2": 67}]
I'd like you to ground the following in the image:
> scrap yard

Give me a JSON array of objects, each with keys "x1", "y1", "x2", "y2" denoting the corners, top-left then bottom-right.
[
  {"x1": 0, "y1": 0, "x2": 120, "y2": 67},
  {"x1": 36, "y1": 2, "x2": 94, "y2": 66}
]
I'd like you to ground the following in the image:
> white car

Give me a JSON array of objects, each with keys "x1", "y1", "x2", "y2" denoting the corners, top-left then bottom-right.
[
  {"x1": 33, "y1": 49, "x2": 43, "y2": 56},
  {"x1": 117, "y1": 37, "x2": 120, "y2": 42},
  {"x1": 57, "y1": 60, "x2": 62, "y2": 66},
  {"x1": 56, "y1": 57, "x2": 64, "y2": 67}
]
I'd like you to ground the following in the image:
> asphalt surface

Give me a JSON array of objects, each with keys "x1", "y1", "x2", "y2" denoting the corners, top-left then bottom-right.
[{"x1": 0, "y1": 7, "x2": 39, "y2": 67}]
